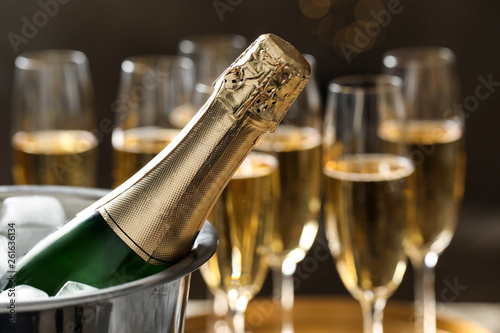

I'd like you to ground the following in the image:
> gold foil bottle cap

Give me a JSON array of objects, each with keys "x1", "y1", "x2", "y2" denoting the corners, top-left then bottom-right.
[
  {"x1": 215, "y1": 33, "x2": 311, "y2": 132},
  {"x1": 91, "y1": 33, "x2": 311, "y2": 265}
]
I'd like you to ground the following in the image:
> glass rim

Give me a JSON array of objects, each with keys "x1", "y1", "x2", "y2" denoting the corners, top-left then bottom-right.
[
  {"x1": 121, "y1": 55, "x2": 194, "y2": 74},
  {"x1": 15, "y1": 49, "x2": 88, "y2": 70},
  {"x1": 328, "y1": 74, "x2": 403, "y2": 94},
  {"x1": 303, "y1": 53, "x2": 316, "y2": 69},
  {"x1": 382, "y1": 46, "x2": 456, "y2": 68},
  {"x1": 178, "y1": 34, "x2": 247, "y2": 54}
]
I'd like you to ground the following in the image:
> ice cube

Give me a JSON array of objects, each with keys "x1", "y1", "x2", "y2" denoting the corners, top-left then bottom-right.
[
  {"x1": 0, "y1": 285, "x2": 49, "y2": 304},
  {"x1": 0, "y1": 196, "x2": 66, "y2": 229},
  {"x1": 54, "y1": 281, "x2": 98, "y2": 298},
  {"x1": 0, "y1": 196, "x2": 66, "y2": 256}
]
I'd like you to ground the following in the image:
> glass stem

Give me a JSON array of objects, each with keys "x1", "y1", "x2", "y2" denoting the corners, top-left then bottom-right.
[
  {"x1": 272, "y1": 265, "x2": 295, "y2": 310},
  {"x1": 272, "y1": 265, "x2": 295, "y2": 332},
  {"x1": 282, "y1": 270, "x2": 295, "y2": 311},
  {"x1": 231, "y1": 309, "x2": 245, "y2": 333},
  {"x1": 412, "y1": 255, "x2": 437, "y2": 333},
  {"x1": 213, "y1": 289, "x2": 229, "y2": 317},
  {"x1": 360, "y1": 298, "x2": 386, "y2": 333},
  {"x1": 272, "y1": 266, "x2": 282, "y2": 303},
  {"x1": 228, "y1": 294, "x2": 248, "y2": 333}
]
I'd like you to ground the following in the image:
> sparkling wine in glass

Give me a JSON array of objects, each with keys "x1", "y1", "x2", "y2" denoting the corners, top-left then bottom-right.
[
  {"x1": 382, "y1": 47, "x2": 466, "y2": 333},
  {"x1": 111, "y1": 55, "x2": 195, "y2": 186},
  {"x1": 254, "y1": 55, "x2": 322, "y2": 329},
  {"x1": 11, "y1": 50, "x2": 98, "y2": 186},
  {"x1": 323, "y1": 75, "x2": 415, "y2": 333},
  {"x1": 200, "y1": 152, "x2": 279, "y2": 333}
]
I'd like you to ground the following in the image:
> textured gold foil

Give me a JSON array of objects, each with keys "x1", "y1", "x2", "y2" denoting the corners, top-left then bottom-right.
[{"x1": 84, "y1": 34, "x2": 310, "y2": 265}]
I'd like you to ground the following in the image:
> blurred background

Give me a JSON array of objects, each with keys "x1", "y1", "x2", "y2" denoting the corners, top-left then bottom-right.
[{"x1": 0, "y1": 0, "x2": 499, "y2": 304}]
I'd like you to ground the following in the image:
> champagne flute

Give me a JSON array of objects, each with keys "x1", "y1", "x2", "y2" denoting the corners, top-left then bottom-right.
[
  {"x1": 382, "y1": 47, "x2": 466, "y2": 333},
  {"x1": 200, "y1": 152, "x2": 279, "y2": 333},
  {"x1": 323, "y1": 75, "x2": 415, "y2": 333},
  {"x1": 178, "y1": 34, "x2": 247, "y2": 86},
  {"x1": 111, "y1": 55, "x2": 194, "y2": 186},
  {"x1": 178, "y1": 35, "x2": 247, "y2": 129},
  {"x1": 11, "y1": 49, "x2": 98, "y2": 186},
  {"x1": 255, "y1": 55, "x2": 323, "y2": 319}
]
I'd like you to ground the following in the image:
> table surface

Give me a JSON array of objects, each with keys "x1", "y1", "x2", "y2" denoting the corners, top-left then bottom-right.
[
  {"x1": 441, "y1": 302, "x2": 500, "y2": 333},
  {"x1": 185, "y1": 297, "x2": 499, "y2": 333}
]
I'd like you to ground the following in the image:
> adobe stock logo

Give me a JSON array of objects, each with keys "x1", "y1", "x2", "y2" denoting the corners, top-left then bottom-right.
[
  {"x1": 446, "y1": 74, "x2": 500, "y2": 119},
  {"x1": 213, "y1": 0, "x2": 243, "y2": 22},
  {"x1": 7, "y1": 0, "x2": 72, "y2": 53},
  {"x1": 299, "y1": 0, "x2": 416, "y2": 63},
  {"x1": 338, "y1": 0, "x2": 408, "y2": 63}
]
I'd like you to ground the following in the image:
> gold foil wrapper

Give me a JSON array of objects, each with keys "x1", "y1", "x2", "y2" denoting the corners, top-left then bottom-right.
[{"x1": 87, "y1": 34, "x2": 310, "y2": 265}]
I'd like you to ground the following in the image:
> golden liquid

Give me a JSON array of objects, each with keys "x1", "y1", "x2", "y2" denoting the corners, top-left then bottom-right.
[
  {"x1": 256, "y1": 125, "x2": 322, "y2": 267},
  {"x1": 379, "y1": 120, "x2": 466, "y2": 258},
  {"x1": 12, "y1": 130, "x2": 98, "y2": 186},
  {"x1": 169, "y1": 103, "x2": 198, "y2": 128},
  {"x1": 324, "y1": 154, "x2": 414, "y2": 301},
  {"x1": 112, "y1": 127, "x2": 181, "y2": 187},
  {"x1": 200, "y1": 153, "x2": 279, "y2": 300}
]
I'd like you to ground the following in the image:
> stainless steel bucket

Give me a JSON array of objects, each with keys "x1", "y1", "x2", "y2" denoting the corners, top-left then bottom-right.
[{"x1": 0, "y1": 186, "x2": 218, "y2": 333}]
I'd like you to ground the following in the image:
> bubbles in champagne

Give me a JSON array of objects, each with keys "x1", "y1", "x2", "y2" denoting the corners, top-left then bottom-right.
[
  {"x1": 112, "y1": 127, "x2": 181, "y2": 186},
  {"x1": 378, "y1": 119, "x2": 463, "y2": 145},
  {"x1": 323, "y1": 154, "x2": 414, "y2": 300},
  {"x1": 201, "y1": 153, "x2": 279, "y2": 300},
  {"x1": 378, "y1": 119, "x2": 466, "y2": 258},
  {"x1": 255, "y1": 125, "x2": 322, "y2": 266},
  {"x1": 11, "y1": 130, "x2": 98, "y2": 186},
  {"x1": 323, "y1": 154, "x2": 414, "y2": 182}
]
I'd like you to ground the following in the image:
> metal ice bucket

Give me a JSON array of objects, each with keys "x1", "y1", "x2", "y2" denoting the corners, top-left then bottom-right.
[{"x1": 0, "y1": 186, "x2": 218, "y2": 333}]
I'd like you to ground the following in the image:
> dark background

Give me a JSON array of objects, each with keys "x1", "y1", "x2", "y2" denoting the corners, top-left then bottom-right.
[{"x1": 0, "y1": 0, "x2": 499, "y2": 303}]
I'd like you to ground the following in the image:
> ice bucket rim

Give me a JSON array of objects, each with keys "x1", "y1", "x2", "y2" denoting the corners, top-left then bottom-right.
[{"x1": 0, "y1": 185, "x2": 218, "y2": 312}]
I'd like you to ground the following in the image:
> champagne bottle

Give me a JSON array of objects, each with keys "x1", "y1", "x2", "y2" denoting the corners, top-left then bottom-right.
[{"x1": 0, "y1": 34, "x2": 310, "y2": 296}]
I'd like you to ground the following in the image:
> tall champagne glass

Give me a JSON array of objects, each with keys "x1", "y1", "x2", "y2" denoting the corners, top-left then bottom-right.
[
  {"x1": 382, "y1": 47, "x2": 466, "y2": 333},
  {"x1": 111, "y1": 55, "x2": 194, "y2": 186},
  {"x1": 178, "y1": 34, "x2": 247, "y2": 125},
  {"x1": 178, "y1": 34, "x2": 247, "y2": 86},
  {"x1": 200, "y1": 152, "x2": 279, "y2": 333},
  {"x1": 255, "y1": 55, "x2": 322, "y2": 314},
  {"x1": 11, "y1": 50, "x2": 98, "y2": 186},
  {"x1": 323, "y1": 75, "x2": 415, "y2": 333}
]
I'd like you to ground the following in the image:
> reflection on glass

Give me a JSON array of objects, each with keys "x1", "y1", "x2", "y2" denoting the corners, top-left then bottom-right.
[
  {"x1": 382, "y1": 47, "x2": 466, "y2": 333},
  {"x1": 200, "y1": 152, "x2": 279, "y2": 333},
  {"x1": 11, "y1": 50, "x2": 98, "y2": 186},
  {"x1": 179, "y1": 34, "x2": 247, "y2": 86},
  {"x1": 323, "y1": 74, "x2": 415, "y2": 333},
  {"x1": 111, "y1": 55, "x2": 194, "y2": 187},
  {"x1": 255, "y1": 56, "x2": 322, "y2": 330}
]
